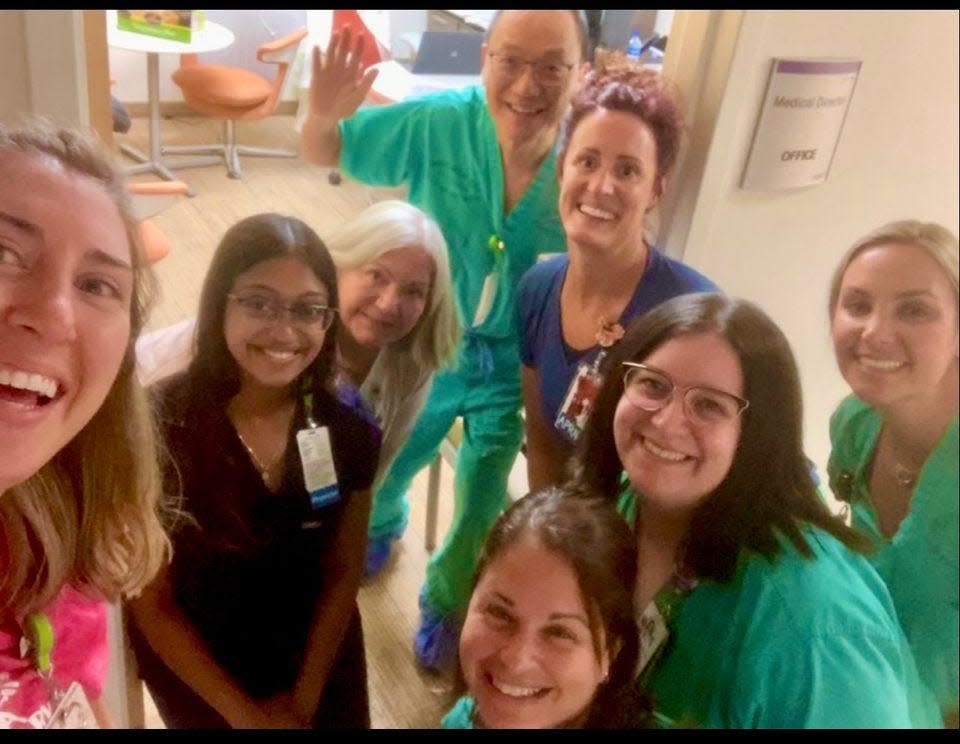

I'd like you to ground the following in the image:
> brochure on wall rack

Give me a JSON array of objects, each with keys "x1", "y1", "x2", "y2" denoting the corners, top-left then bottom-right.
[{"x1": 741, "y1": 57, "x2": 862, "y2": 191}]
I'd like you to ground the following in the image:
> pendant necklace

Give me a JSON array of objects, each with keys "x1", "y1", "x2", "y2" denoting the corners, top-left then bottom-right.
[
  {"x1": 234, "y1": 426, "x2": 282, "y2": 487},
  {"x1": 893, "y1": 462, "x2": 919, "y2": 489},
  {"x1": 595, "y1": 315, "x2": 625, "y2": 348}
]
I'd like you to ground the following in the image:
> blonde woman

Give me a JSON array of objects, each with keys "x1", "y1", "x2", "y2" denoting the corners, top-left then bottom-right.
[
  {"x1": 0, "y1": 124, "x2": 169, "y2": 728},
  {"x1": 827, "y1": 220, "x2": 959, "y2": 724}
]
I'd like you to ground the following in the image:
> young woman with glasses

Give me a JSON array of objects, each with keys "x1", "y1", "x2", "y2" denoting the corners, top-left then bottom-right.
[
  {"x1": 517, "y1": 54, "x2": 717, "y2": 494},
  {"x1": 573, "y1": 291, "x2": 939, "y2": 728},
  {"x1": 135, "y1": 201, "x2": 460, "y2": 577},
  {"x1": 127, "y1": 213, "x2": 381, "y2": 728}
]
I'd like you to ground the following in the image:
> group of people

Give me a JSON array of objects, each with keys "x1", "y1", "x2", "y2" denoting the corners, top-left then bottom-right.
[{"x1": 1, "y1": 8, "x2": 956, "y2": 730}]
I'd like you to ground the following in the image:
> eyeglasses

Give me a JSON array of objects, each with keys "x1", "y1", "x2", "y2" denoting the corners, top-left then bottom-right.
[
  {"x1": 487, "y1": 51, "x2": 575, "y2": 86},
  {"x1": 621, "y1": 362, "x2": 749, "y2": 427},
  {"x1": 228, "y1": 293, "x2": 337, "y2": 330}
]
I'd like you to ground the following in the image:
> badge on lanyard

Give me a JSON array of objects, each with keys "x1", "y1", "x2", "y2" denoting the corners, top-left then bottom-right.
[
  {"x1": 555, "y1": 354, "x2": 605, "y2": 443},
  {"x1": 21, "y1": 613, "x2": 100, "y2": 729},
  {"x1": 472, "y1": 235, "x2": 506, "y2": 329},
  {"x1": 554, "y1": 316, "x2": 626, "y2": 443},
  {"x1": 634, "y1": 600, "x2": 669, "y2": 677},
  {"x1": 297, "y1": 393, "x2": 340, "y2": 510}
]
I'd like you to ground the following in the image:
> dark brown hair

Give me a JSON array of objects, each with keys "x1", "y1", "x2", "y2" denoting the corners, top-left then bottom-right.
[
  {"x1": 468, "y1": 485, "x2": 652, "y2": 728},
  {"x1": 575, "y1": 292, "x2": 870, "y2": 583},
  {"x1": 188, "y1": 213, "x2": 339, "y2": 402}
]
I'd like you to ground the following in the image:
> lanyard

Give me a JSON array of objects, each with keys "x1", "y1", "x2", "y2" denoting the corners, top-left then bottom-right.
[
  {"x1": 303, "y1": 391, "x2": 318, "y2": 429},
  {"x1": 23, "y1": 612, "x2": 54, "y2": 678}
]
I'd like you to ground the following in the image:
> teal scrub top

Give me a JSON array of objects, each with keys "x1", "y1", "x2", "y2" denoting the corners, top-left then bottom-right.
[
  {"x1": 828, "y1": 394, "x2": 959, "y2": 719},
  {"x1": 618, "y1": 487, "x2": 941, "y2": 728},
  {"x1": 339, "y1": 86, "x2": 567, "y2": 344},
  {"x1": 441, "y1": 695, "x2": 475, "y2": 729}
]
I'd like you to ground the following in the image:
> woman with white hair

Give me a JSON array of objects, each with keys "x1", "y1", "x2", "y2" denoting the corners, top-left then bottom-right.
[
  {"x1": 135, "y1": 200, "x2": 459, "y2": 574},
  {"x1": 325, "y1": 200, "x2": 460, "y2": 573}
]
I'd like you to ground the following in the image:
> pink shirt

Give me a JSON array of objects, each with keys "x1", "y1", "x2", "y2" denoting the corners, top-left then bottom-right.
[{"x1": 0, "y1": 585, "x2": 108, "y2": 729}]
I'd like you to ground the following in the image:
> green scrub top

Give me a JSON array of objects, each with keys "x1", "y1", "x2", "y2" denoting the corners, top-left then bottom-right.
[
  {"x1": 339, "y1": 86, "x2": 567, "y2": 344},
  {"x1": 828, "y1": 394, "x2": 959, "y2": 719},
  {"x1": 618, "y1": 486, "x2": 941, "y2": 728},
  {"x1": 441, "y1": 695, "x2": 476, "y2": 729}
]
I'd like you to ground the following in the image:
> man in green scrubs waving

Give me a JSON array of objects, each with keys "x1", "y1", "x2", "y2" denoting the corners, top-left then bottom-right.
[{"x1": 301, "y1": 10, "x2": 588, "y2": 670}]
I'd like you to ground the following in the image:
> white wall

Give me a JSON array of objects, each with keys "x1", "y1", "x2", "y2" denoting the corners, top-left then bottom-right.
[
  {"x1": 670, "y1": 10, "x2": 959, "y2": 477},
  {"x1": 0, "y1": 11, "x2": 89, "y2": 128},
  {"x1": 0, "y1": 11, "x2": 31, "y2": 123}
]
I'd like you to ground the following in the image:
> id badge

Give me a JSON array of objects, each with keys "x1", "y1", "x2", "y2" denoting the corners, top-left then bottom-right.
[
  {"x1": 554, "y1": 360, "x2": 604, "y2": 443},
  {"x1": 296, "y1": 426, "x2": 340, "y2": 509},
  {"x1": 45, "y1": 681, "x2": 98, "y2": 729},
  {"x1": 635, "y1": 600, "x2": 669, "y2": 677}
]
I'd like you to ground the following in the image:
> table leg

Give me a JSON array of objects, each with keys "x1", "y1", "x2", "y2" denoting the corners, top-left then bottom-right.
[
  {"x1": 146, "y1": 52, "x2": 162, "y2": 163},
  {"x1": 119, "y1": 52, "x2": 197, "y2": 196}
]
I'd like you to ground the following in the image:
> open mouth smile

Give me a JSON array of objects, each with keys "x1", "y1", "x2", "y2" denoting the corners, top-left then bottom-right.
[
  {"x1": 0, "y1": 364, "x2": 62, "y2": 409},
  {"x1": 578, "y1": 204, "x2": 616, "y2": 220},
  {"x1": 641, "y1": 435, "x2": 690, "y2": 462},
  {"x1": 489, "y1": 674, "x2": 550, "y2": 700},
  {"x1": 857, "y1": 355, "x2": 905, "y2": 371}
]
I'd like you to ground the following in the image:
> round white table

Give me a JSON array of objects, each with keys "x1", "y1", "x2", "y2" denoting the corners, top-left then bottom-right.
[{"x1": 108, "y1": 17, "x2": 235, "y2": 190}]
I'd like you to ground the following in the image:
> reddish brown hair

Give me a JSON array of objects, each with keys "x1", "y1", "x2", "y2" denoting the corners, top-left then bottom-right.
[{"x1": 558, "y1": 58, "x2": 685, "y2": 181}]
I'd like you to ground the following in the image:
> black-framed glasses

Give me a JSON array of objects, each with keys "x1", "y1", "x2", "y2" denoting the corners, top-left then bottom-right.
[
  {"x1": 621, "y1": 362, "x2": 749, "y2": 427},
  {"x1": 487, "y1": 51, "x2": 575, "y2": 86},
  {"x1": 228, "y1": 293, "x2": 337, "y2": 330}
]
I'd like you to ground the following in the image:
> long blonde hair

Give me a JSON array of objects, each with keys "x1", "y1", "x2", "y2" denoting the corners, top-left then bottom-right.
[{"x1": 0, "y1": 122, "x2": 171, "y2": 616}]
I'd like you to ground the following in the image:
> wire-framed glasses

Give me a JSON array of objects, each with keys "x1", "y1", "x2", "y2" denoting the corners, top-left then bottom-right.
[
  {"x1": 621, "y1": 362, "x2": 749, "y2": 427},
  {"x1": 228, "y1": 293, "x2": 337, "y2": 330},
  {"x1": 487, "y1": 50, "x2": 575, "y2": 86}
]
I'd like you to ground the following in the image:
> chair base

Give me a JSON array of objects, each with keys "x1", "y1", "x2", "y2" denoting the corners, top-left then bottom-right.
[{"x1": 160, "y1": 120, "x2": 297, "y2": 179}]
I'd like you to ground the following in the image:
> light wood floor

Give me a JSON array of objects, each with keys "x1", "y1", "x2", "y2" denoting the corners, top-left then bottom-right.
[{"x1": 118, "y1": 113, "x2": 460, "y2": 728}]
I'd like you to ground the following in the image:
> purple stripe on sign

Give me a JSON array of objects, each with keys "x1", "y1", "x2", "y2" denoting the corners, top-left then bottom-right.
[{"x1": 776, "y1": 60, "x2": 861, "y2": 75}]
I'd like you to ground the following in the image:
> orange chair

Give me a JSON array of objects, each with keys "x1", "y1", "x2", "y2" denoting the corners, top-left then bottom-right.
[
  {"x1": 164, "y1": 27, "x2": 309, "y2": 179},
  {"x1": 128, "y1": 180, "x2": 189, "y2": 264}
]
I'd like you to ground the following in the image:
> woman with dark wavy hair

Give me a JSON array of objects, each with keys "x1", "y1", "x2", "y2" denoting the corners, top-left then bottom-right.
[
  {"x1": 574, "y1": 291, "x2": 939, "y2": 728},
  {"x1": 128, "y1": 214, "x2": 380, "y2": 728}
]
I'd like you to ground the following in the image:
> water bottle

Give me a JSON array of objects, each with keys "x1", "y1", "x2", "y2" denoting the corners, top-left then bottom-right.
[{"x1": 626, "y1": 28, "x2": 643, "y2": 62}]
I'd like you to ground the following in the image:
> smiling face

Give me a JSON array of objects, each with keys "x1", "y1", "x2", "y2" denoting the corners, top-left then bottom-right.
[
  {"x1": 481, "y1": 10, "x2": 584, "y2": 152},
  {"x1": 832, "y1": 241, "x2": 959, "y2": 410},
  {"x1": 337, "y1": 245, "x2": 433, "y2": 350},
  {"x1": 459, "y1": 532, "x2": 610, "y2": 729},
  {"x1": 559, "y1": 108, "x2": 663, "y2": 258},
  {"x1": 223, "y1": 256, "x2": 330, "y2": 392},
  {"x1": 613, "y1": 332, "x2": 744, "y2": 518},
  {"x1": 0, "y1": 151, "x2": 133, "y2": 492}
]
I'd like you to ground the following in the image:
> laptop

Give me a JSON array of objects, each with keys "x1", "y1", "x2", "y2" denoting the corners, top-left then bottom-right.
[{"x1": 412, "y1": 31, "x2": 484, "y2": 75}]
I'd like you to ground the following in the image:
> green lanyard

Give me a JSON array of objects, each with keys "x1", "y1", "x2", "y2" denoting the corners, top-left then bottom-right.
[
  {"x1": 23, "y1": 612, "x2": 55, "y2": 678},
  {"x1": 303, "y1": 391, "x2": 318, "y2": 429}
]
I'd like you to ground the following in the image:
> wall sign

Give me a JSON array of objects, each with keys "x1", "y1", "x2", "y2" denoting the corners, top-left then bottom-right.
[{"x1": 741, "y1": 58, "x2": 861, "y2": 191}]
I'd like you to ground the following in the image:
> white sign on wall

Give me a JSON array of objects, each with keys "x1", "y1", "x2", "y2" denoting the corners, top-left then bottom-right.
[{"x1": 741, "y1": 58, "x2": 862, "y2": 191}]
